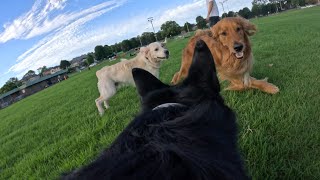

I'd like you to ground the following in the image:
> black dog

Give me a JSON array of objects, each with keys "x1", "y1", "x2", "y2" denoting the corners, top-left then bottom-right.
[{"x1": 63, "y1": 40, "x2": 249, "y2": 180}]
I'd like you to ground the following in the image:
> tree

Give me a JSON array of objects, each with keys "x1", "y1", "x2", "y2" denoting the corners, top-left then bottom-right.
[
  {"x1": 227, "y1": 11, "x2": 235, "y2": 17},
  {"x1": 113, "y1": 43, "x2": 122, "y2": 53},
  {"x1": 104, "y1": 45, "x2": 113, "y2": 57},
  {"x1": 160, "y1": 21, "x2": 182, "y2": 38},
  {"x1": 305, "y1": 0, "x2": 318, "y2": 4},
  {"x1": 156, "y1": 31, "x2": 165, "y2": 41},
  {"x1": 252, "y1": 0, "x2": 268, "y2": 4},
  {"x1": 238, "y1": 7, "x2": 252, "y2": 19},
  {"x1": 129, "y1": 38, "x2": 140, "y2": 49},
  {"x1": 141, "y1": 32, "x2": 156, "y2": 45},
  {"x1": 37, "y1": 66, "x2": 47, "y2": 77},
  {"x1": 183, "y1": 22, "x2": 192, "y2": 32},
  {"x1": 261, "y1": 4, "x2": 269, "y2": 16},
  {"x1": 22, "y1": 70, "x2": 36, "y2": 80},
  {"x1": 291, "y1": 0, "x2": 306, "y2": 6},
  {"x1": 222, "y1": 13, "x2": 228, "y2": 18},
  {"x1": 0, "y1": 77, "x2": 22, "y2": 95},
  {"x1": 60, "y1": 60, "x2": 71, "y2": 69},
  {"x1": 267, "y1": 3, "x2": 278, "y2": 13},
  {"x1": 27, "y1": 70, "x2": 35, "y2": 74},
  {"x1": 94, "y1": 45, "x2": 105, "y2": 61},
  {"x1": 196, "y1": 16, "x2": 207, "y2": 29},
  {"x1": 121, "y1": 39, "x2": 132, "y2": 52},
  {"x1": 251, "y1": 4, "x2": 262, "y2": 16},
  {"x1": 86, "y1": 54, "x2": 94, "y2": 66}
]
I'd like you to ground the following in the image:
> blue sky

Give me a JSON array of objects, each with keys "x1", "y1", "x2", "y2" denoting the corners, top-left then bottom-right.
[{"x1": 0, "y1": 0, "x2": 252, "y2": 87}]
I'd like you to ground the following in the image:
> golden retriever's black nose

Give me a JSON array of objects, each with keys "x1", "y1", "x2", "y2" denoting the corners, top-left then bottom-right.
[
  {"x1": 234, "y1": 43, "x2": 243, "y2": 52},
  {"x1": 165, "y1": 50, "x2": 169, "y2": 55}
]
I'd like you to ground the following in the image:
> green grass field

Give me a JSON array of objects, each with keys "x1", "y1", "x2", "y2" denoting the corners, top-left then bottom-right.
[{"x1": 1, "y1": 7, "x2": 319, "y2": 179}]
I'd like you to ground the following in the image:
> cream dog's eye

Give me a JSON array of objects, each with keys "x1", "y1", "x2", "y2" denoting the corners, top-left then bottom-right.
[{"x1": 155, "y1": 48, "x2": 158, "y2": 51}]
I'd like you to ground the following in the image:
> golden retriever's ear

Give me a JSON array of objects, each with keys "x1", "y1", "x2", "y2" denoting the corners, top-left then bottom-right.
[
  {"x1": 210, "y1": 24, "x2": 219, "y2": 39},
  {"x1": 237, "y1": 17, "x2": 257, "y2": 36},
  {"x1": 139, "y1": 47, "x2": 150, "y2": 57}
]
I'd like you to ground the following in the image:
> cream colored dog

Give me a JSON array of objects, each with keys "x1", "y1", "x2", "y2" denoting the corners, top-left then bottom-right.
[{"x1": 95, "y1": 42, "x2": 169, "y2": 116}]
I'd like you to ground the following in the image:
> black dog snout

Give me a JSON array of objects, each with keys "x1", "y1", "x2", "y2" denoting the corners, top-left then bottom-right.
[
  {"x1": 234, "y1": 43, "x2": 243, "y2": 52},
  {"x1": 164, "y1": 50, "x2": 169, "y2": 55}
]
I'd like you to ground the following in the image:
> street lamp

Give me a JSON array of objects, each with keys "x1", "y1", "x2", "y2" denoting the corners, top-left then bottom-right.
[
  {"x1": 137, "y1": 35, "x2": 143, "y2": 46},
  {"x1": 147, "y1": 17, "x2": 158, "y2": 42},
  {"x1": 219, "y1": 0, "x2": 228, "y2": 14}
]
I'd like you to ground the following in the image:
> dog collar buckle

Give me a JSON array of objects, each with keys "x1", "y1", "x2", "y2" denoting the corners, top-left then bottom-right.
[{"x1": 152, "y1": 103, "x2": 186, "y2": 111}]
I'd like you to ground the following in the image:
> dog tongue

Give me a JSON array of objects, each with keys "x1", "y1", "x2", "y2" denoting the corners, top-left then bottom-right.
[{"x1": 235, "y1": 52, "x2": 244, "y2": 59}]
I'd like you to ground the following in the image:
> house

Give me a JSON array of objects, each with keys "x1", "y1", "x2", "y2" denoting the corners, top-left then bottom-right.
[
  {"x1": 21, "y1": 72, "x2": 40, "y2": 83},
  {"x1": 50, "y1": 66, "x2": 61, "y2": 74},
  {"x1": 0, "y1": 70, "x2": 68, "y2": 109},
  {"x1": 70, "y1": 61, "x2": 80, "y2": 68}
]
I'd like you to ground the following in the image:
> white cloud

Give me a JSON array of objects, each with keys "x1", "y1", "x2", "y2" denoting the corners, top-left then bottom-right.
[
  {"x1": 154, "y1": 0, "x2": 205, "y2": 27},
  {"x1": 0, "y1": 0, "x2": 67, "y2": 43},
  {"x1": 9, "y1": 1, "x2": 126, "y2": 75},
  {"x1": 25, "y1": 1, "x2": 121, "y2": 39}
]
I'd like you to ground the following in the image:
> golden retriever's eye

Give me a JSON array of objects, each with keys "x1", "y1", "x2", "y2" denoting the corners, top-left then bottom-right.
[
  {"x1": 236, "y1": 27, "x2": 241, "y2": 32},
  {"x1": 221, "y1": 32, "x2": 227, "y2": 36},
  {"x1": 155, "y1": 48, "x2": 159, "y2": 51}
]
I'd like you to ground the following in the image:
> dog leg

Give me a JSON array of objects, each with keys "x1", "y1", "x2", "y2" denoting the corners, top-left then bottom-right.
[
  {"x1": 96, "y1": 79, "x2": 117, "y2": 116},
  {"x1": 224, "y1": 83, "x2": 246, "y2": 91},
  {"x1": 249, "y1": 77, "x2": 279, "y2": 94},
  {"x1": 95, "y1": 97, "x2": 105, "y2": 116},
  {"x1": 218, "y1": 73, "x2": 228, "y2": 82},
  {"x1": 171, "y1": 72, "x2": 180, "y2": 84},
  {"x1": 224, "y1": 78, "x2": 246, "y2": 91},
  {"x1": 104, "y1": 100, "x2": 110, "y2": 109},
  {"x1": 171, "y1": 68, "x2": 188, "y2": 85}
]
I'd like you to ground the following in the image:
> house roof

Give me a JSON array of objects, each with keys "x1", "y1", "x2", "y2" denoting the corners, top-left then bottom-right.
[{"x1": 0, "y1": 70, "x2": 67, "y2": 100}]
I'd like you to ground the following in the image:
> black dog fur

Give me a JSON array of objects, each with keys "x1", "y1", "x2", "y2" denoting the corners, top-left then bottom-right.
[{"x1": 62, "y1": 40, "x2": 249, "y2": 180}]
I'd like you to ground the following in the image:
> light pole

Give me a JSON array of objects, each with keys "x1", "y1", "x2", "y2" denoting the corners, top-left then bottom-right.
[
  {"x1": 219, "y1": 0, "x2": 228, "y2": 14},
  {"x1": 186, "y1": 22, "x2": 190, "y2": 32},
  {"x1": 147, "y1": 17, "x2": 158, "y2": 42},
  {"x1": 137, "y1": 35, "x2": 143, "y2": 46}
]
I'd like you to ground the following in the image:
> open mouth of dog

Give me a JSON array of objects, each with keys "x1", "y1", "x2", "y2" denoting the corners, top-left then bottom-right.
[
  {"x1": 157, "y1": 55, "x2": 169, "y2": 59},
  {"x1": 234, "y1": 52, "x2": 244, "y2": 59}
]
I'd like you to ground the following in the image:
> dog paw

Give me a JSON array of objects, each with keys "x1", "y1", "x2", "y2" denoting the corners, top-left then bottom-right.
[
  {"x1": 267, "y1": 85, "x2": 280, "y2": 94},
  {"x1": 99, "y1": 112, "x2": 105, "y2": 117},
  {"x1": 171, "y1": 80, "x2": 177, "y2": 85}
]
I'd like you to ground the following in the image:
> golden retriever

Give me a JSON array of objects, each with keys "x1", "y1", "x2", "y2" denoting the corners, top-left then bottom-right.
[
  {"x1": 95, "y1": 42, "x2": 169, "y2": 116},
  {"x1": 171, "y1": 17, "x2": 279, "y2": 94}
]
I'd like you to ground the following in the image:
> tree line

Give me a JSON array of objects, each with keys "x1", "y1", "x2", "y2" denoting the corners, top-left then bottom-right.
[{"x1": 222, "y1": 0, "x2": 317, "y2": 19}]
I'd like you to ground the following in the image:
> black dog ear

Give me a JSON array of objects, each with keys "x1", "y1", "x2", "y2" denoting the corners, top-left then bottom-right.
[
  {"x1": 184, "y1": 39, "x2": 220, "y2": 94},
  {"x1": 132, "y1": 68, "x2": 168, "y2": 98}
]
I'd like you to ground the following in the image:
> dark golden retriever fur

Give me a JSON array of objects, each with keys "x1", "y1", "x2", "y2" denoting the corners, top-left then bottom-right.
[{"x1": 171, "y1": 17, "x2": 279, "y2": 94}]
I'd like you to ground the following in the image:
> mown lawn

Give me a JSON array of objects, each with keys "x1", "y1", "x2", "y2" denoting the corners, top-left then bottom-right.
[{"x1": 0, "y1": 7, "x2": 319, "y2": 179}]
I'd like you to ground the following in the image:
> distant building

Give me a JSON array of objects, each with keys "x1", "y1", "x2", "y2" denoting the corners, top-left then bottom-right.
[
  {"x1": 41, "y1": 66, "x2": 61, "y2": 76},
  {"x1": 50, "y1": 66, "x2": 61, "y2": 74},
  {"x1": 0, "y1": 70, "x2": 68, "y2": 109}
]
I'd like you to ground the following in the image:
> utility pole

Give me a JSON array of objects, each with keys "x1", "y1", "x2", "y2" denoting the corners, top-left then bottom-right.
[
  {"x1": 148, "y1": 17, "x2": 158, "y2": 42},
  {"x1": 219, "y1": 0, "x2": 228, "y2": 14},
  {"x1": 137, "y1": 35, "x2": 143, "y2": 46},
  {"x1": 186, "y1": 22, "x2": 190, "y2": 32}
]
